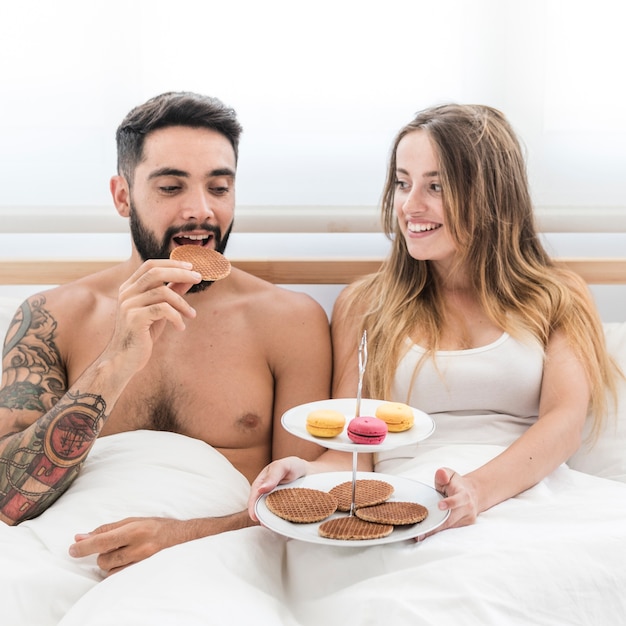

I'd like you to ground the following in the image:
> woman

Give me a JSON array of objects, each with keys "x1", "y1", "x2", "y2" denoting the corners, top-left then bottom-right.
[{"x1": 250, "y1": 104, "x2": 617, "y2": 534}]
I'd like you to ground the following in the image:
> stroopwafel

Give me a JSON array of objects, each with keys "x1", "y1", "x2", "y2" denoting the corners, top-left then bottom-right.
[
  {"x1": 329, "y1": 479, "x2": 394, "y2": 512},
  {"x1": 170, "y1": 245, "x2": 231, "y2": 281},
  {"x1": 355, "y1": 501, "x2": 429, "y2": 526},
  {"x1": 265, "y1": 487, "x2": 338, "y2": 523},
  {"x1": 318, "y1": 516, "x2": 394, "y2": 540}
]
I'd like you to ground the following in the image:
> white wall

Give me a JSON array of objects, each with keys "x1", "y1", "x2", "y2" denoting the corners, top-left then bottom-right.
[
  {"x1": 0, "y1": 0, "x2": 624, "y2": 321},
  {"x1": 1, "y1": 0, "x2": 625, "y2": 209}
]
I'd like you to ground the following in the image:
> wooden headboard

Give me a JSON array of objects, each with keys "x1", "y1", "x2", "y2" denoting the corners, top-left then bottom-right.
[{"x1": 0, "y1": 257, "x2": 625, "y2": 285}]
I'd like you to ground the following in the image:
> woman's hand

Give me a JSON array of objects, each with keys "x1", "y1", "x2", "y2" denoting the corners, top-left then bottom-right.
[
  {"x1": 248, "y1": 456, "x2": 309, "y2": 521},
  {"x1": 416, "y1": 467, "x2": 480, "y2": 541}
]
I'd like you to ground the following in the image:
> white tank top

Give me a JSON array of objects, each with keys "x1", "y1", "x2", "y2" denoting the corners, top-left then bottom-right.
[{"x1": 375, "y1": 333, "x2": 545, "y2": 472}]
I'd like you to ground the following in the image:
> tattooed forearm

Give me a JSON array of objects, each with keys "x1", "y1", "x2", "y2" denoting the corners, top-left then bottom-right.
[
  {"x1": 0, "y1": 296, "x2": 109, "y2": 524},
  {"x1": 0, "y1": 390, "x2": 107, "y2": 524}
]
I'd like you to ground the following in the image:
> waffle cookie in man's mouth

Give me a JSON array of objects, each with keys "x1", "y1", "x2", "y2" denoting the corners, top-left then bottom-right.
[{"x1": 170, "y1": 245, "x2": 231, "y2": 281}]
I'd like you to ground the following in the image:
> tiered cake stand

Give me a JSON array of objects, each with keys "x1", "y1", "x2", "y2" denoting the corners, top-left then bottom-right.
[{"x1": 255, "y1": 397, "x2": 449, "y2": 546}]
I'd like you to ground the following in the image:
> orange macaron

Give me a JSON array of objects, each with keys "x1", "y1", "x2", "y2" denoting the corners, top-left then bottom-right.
[
  {"x1": 306, "y1": 409, "x2": 346, "y2": 438},
  {"x1": 375, "y1": 402, "x2": 415, "y2": 432}
]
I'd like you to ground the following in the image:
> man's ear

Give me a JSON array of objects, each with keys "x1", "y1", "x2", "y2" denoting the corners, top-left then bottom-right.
[{"x1": 110, "y1": 175, "x2": 131, "y2": 217}]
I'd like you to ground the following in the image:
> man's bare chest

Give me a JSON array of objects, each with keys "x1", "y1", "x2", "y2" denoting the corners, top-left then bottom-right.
[
  {"x1": 107, "y1": 350, "x2": 274, "y2": 442},
  {"x1": 67, "y1": 319, "x2": 275, "y2": 445}
]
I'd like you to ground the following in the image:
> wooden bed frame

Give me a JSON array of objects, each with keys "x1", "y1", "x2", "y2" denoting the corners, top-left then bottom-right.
[{"x1": 1, "y1": 257, "x2": 626, "y2": 285}]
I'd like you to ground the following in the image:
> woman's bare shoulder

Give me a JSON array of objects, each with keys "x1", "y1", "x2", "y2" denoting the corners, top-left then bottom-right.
[{"x1": 331, "y1": 281, "x2": 369, "y2": 323}]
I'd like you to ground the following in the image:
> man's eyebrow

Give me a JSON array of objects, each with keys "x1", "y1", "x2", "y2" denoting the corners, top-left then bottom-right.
[
  {"x1": 148, "y1": 167, "x2": 188, "y2": 180},
  {"x1": 147, "y1": 167, "x2": 236, "y2": 180},
  {"x1": 210, "y1": 168, "x2": 236, "y2": 178}
]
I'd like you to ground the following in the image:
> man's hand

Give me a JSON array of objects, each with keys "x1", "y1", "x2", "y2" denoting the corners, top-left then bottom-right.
[
  {"x1": 68, "y1": 517, "x2": 186, "y2": 575},
  {"x1": 69, "y1": 511, "x2": 256, "y2": 576},
  {"x1": 103, "y1": 260, "x2": 202, "y2": 378}
]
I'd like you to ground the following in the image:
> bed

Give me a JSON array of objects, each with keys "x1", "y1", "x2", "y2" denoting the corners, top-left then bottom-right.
[{"x1": 1, "y1": 255, "x2": 626, "y2": 626}]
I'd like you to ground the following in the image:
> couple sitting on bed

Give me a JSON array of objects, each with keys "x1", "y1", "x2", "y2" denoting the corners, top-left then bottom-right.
[{"x1": 0, "y1": 91, "x2": 617, "y2": 575}]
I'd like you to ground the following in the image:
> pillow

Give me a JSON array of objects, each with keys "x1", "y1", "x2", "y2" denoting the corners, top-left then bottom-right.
[{"x1": 567, "y1": 322, "x2": 626, "y2": 482}]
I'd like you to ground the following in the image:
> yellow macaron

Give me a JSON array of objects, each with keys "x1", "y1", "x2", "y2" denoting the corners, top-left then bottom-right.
[
  {"x1": 306, "y1": 409, "x2": 346, "y2": 438},
  {"x1": 375, "y1": 402, "x2": 414, "y2": 432}
]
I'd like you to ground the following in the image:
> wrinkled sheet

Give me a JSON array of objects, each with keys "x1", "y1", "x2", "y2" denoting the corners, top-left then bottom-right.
[
  {"x1": 1, "y1": 430, "x2": 250, "y2": 626},
  {"x1": 3, "y1": 431, "x2": 623, "y2": 625}
]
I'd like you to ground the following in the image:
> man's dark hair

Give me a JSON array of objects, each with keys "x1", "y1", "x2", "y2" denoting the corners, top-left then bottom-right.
[{"x1": 116, "y1": 91, "x2": 243, "y2": 183}]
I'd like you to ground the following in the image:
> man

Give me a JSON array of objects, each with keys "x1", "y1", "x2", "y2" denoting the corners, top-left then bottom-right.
[{"x1": 0, "y1": 91, "x2": 331, "y2": 574}]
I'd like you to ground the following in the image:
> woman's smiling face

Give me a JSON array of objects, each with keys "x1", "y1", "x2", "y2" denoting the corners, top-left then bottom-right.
[{"x1": 394, "y1": 130, "x2": 457, "y2": 270}]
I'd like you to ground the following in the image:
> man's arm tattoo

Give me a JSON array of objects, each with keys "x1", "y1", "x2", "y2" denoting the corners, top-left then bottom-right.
[
  {"x1": 0, "y1": 390, "x2": 107, "y2": 523},
  {"x1": 0, "y1": 297, "x2": 108, "y2": 524},
  {"x1": 1, "y1": 296, "x2": 66, "y2": 412}
]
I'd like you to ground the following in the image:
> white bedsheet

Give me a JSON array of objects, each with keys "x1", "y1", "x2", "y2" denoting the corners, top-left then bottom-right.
[
  {"x1": 3, "y1": 431, "x2": 623, "y2": 626},
  {"x1": 1, "y1": 430, "x2": 250, "y2": 626}
]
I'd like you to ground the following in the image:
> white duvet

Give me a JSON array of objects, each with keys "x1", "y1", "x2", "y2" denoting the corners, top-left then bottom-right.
[{"x1": 3, "y1": 430, "x2": 626, "y2": 626}]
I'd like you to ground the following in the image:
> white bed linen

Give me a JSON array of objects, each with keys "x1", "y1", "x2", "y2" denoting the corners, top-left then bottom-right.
[
  {"x1": 2, "y1": 299, "x2": 626, "y2": 625},
  {"x1": 1, "y1": 430, "x2": 250, "y2": 626},
  {"x1": 11, "y1": 438, "x2": 618, "y2": 626}
]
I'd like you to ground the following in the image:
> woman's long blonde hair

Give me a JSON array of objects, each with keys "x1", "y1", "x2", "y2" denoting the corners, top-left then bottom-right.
[{"x1": 341, "y1": 104, "x2": 616, "y2": 436}]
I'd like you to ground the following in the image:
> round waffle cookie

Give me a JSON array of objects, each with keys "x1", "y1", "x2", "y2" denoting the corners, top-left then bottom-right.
[
  {"x1": 265, "y1": 487, "x2": 338, "y2": 523},
  {"x1": 318, "y1": 516, "x2": 394, "y2": 541},
  {"x1": 355, "y1": 501, "x2": 429, "y2": 526},
  {"x1": 328, "y1": 479, "x2": 395, "y2": 512},
  {"x1": 170, "y1": 245, "x2": 231, "y2": 281}
]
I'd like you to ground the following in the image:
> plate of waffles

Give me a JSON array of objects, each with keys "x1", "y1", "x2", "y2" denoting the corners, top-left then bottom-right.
[
  {"x1": 255, "y1": 471, "x2": 449, "y2": 546},
  {"x1": 281, "y1": 398, "x2": 435, "y2": 453}
]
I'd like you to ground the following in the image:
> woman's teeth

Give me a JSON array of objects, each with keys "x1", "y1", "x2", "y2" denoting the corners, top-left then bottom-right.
[{"x1": 407, "y1": 222, "x2": 441, "y2": 233}]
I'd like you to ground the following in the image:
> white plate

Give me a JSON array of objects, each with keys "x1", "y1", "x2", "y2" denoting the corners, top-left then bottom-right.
[
  {"x1": 281, "y1": 398, "x2": 435, "y2": 453},
  {"x1": 255, "y1": 471, "x2": 449, "y2": 547}
]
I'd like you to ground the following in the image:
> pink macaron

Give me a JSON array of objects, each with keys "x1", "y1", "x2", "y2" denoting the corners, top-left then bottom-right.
[{"x1": 347, "y1": 416, "x2": 388, "y2": 445}]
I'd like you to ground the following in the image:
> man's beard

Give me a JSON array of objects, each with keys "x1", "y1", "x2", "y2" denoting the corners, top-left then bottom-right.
[{"x1": 129, "y1": 200, "x2": 232, "y2": 293}]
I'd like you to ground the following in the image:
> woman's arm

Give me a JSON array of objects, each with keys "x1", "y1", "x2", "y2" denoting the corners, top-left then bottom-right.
[{"x1": 432, "y1": 328, "x2": 590, "y2": 532}]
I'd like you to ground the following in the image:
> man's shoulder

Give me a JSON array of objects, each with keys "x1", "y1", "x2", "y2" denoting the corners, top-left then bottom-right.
[
  {"x1": 228, "y1": 270, "x2": 326, "y2": 319},
  {"x1": 28, "y1": 267, "x2": 120, "y2": 315},
  {"x1": 232, "y1": 268, "x2": 325, "y2": 312}
]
